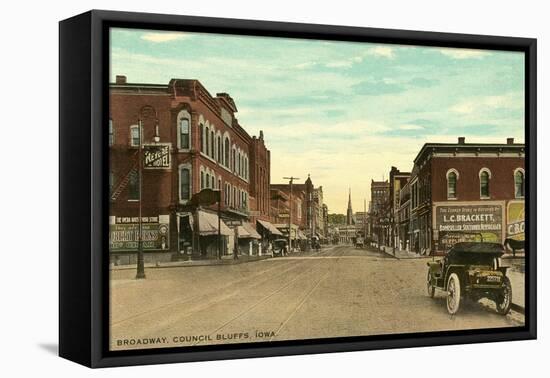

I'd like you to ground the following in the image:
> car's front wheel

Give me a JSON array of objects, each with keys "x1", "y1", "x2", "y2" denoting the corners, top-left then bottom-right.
[
  {"x1": 446, "y1": 273, "x2": 461, "y2": 315},
  {"x1": 427, "y1": 271, "x2": 435, "y2": 298},
  {"x1": 495, "y1": 276, "x2": 512, "y2": 315}
]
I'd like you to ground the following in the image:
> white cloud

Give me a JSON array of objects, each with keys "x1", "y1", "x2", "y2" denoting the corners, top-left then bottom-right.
[
  {"x1": 398, "y1": 124, "x2": 424, "y2": 130},
  {"x1": 368, "y1": 46, "x2": 395, "y2": 59},
  {"x1": 140, "y1": 32, "x2": 190, "y2": 43},
  {"x1": 438, "y1": 48, "x2": 489, "y2": 59},
  {"x1": 450, "y1": 93, "x2": 523, "y2": 114}
]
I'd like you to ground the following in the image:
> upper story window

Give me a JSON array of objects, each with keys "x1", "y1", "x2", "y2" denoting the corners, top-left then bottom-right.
[
  {"x1": 200, "y1": 124, "x2": 205, "y2": 153},
  {"x1": 130, "y1": 125, "x2": 140, "y2": 147},
  {"x1": 447, "y1": 169, "x2": 458, "y2": 199},
  {"x1": 210, "y1": 130, "x2": 215, "y2": 158},
  {"x1": 179, "y1": 165, "x2": 191, "y2": 202},
  {"x1": 200, "y1": 170, "x2": 205, "y2": 190},
  {"x1": 205, "y1": 127, "x2": 210, "y2": 156},
  {"x1": 224, "y1": 137, "x2": 230, "y2": 167},
  {"x1": 109, "y1": 119, "x2": 114, "y2": 146},
  {"x1": 211, "y1": 174, "x2": 215, "y2": 189},
  {"x1": 514, "y1": 169, "x2": 525, "y2": 198},
  {"x1": 217, "y1": 135, "x2": 222, "y2": 163},
  {"x1": 479, "y1": 168, "x2": 491, "y2": 198},
  {"x1": 178, "y1": 112, "x2": 190, "y2": 150},
  {"x1": 232, "y1": 147, "x2": 236, "y2": 172},
  {"x1": 128, "y1": 170, "x2": 139, "y2": 201}
]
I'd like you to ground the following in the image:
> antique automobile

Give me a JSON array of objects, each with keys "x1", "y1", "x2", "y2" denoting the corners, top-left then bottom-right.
[
  {"x1": 426, "y1": 242, "x2": 512, "y2": 315},
  {"x1": 272, "y1": 239, "x2": 288, "y2": 257},
  {"x1": 355, "y1": 236, "x2": 364, "y2": 249}
]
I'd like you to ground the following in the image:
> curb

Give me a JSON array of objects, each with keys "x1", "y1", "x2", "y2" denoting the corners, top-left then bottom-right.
[{"x1": 110, "y1": 255, "x2": 271, "y2": 271}]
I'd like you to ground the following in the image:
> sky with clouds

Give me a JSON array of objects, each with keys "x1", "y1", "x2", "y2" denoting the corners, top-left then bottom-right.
[{"x1": 110, "y1": 28, "x2": 525, "y2": 214}]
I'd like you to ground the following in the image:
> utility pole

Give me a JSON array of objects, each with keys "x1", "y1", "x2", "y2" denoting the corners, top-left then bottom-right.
[
  {"x1": 283, "y1": 176, "x2": 299, "y2": 253},
  {"x1": 136, "y1": 118, "x2": 145, "y2": 279}
]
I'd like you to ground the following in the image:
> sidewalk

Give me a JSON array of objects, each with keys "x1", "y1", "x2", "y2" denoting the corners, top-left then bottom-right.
[
  {"x1": 378, "y1": 245, "x2": 425, "y2": 259},
  {"x1": 110, "y1": 254, "x2": 271, "y2": 271}
]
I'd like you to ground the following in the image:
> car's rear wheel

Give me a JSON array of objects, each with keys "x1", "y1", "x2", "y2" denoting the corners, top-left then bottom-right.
[
  {"x1": 495, "y1": 276, "x2": 512, "y2": 315},
  {"x1": 427, "y1": 271, "x2": 435, "y2": 298},
  {"x1": 446, "y1": 273, "x2": 461, "y2": 315}
]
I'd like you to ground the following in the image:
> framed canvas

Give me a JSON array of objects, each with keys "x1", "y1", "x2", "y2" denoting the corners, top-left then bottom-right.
[{"x1": 59, "y1": 10, "x2": 537, "y2": 368}]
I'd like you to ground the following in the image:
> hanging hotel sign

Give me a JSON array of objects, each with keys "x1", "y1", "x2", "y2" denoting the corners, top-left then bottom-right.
[
  {"x1": 433, "y1": 202, "x2": 504, "y2": 251},
  {"x1": 143, "y1": 144, "x2": 171, "y2": 169}
]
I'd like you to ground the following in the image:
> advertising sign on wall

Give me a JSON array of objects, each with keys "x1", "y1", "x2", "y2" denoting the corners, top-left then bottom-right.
[
  {"x1": 434, "y1": 202, "x2": 504, "y2": 251},
  {"x1": 507, "y1": 200, "x2": 525, "y2": 241},
  {"x1": 109, "y1": 216, "x2": 170, "y2": 251}
]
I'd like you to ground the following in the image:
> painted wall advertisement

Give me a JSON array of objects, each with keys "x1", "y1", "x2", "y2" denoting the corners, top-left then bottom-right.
[
  {"x1": 434, "y1": 202, "x2": 504, "y2": 251},
  {"x1": 109, "y1": 215, "x2": 170, "y2": 252},
  {"x1": 507, "y1": 200, "x2": 525, "y2": 241}
]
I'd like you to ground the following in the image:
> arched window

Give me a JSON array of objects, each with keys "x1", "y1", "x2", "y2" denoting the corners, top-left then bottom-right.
[
  {"x1": 210, "y1": 130, "x2": 215, "y2": 158},
  {"x1": 447, "y1": 169, "x2": 458, "y2": 199},
  {"x1": 200, "y1": 170, "x2": 205, "y2": 190},
  {"x1": 224, "y1": 137, "x2": 230, "y2": 167},
  {"x1": 179, "y1": 165, "x2": 191, "y2": 201},
  {"x1": 206, "y1": 173, "x2": 210, "y2": 188},
  {"x1": 205, "y1": 127, "x2": 210, "y2": 155},
  {"x1": 232, "y1": 147, "x2": 236, "y2": 172},
  {"x1": 515, "y1": 169, "x2": 525, "y2": 198},
  {"x1": 199, "y1": 124, "x2": 204, "y2": 153},
  {"x1": 177, "y1": 110, "x2": 191, "y2": 150},
  {"x1": 211, "y1": 174, "x2": 215, "y2": 189},
  {"x1": 480, "y1": 168, "x2": 491, "y2": 198},
  {"x1": 217, "y1": 136, "x2": 222, "y2": 163}
]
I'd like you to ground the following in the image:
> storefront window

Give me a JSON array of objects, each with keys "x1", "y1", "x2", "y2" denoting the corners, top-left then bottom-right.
[{"x1": 515, "y1": 170, "x2": 525, "y2": 198}]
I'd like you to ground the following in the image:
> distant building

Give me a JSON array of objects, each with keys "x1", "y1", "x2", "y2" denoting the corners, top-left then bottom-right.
[
  {"x1": 346, "y1": 189, "x2": 355, "y2": 225},
  {"x1": 368, "y1": 180, "x2": 390, "y2": 245},
  {"x1": 389, "y1": 167, "x2": 411, "y2": 248}
]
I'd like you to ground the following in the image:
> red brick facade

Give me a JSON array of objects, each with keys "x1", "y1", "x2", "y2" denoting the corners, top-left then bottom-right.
[{"x1": 109, "y1": 76, "x2": 271, "y2": 262}]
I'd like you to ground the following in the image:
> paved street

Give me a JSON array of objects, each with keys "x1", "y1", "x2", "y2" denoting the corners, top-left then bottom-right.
[{"x1": 110, "y1": 245, "x2": 524, "y2": 351}]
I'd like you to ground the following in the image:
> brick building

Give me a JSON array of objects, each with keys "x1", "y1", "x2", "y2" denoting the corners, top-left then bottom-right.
[
  {"x1": 388, "y1": 167, "x2": 411, "y2": 249},
  {"x1": 406, "y1": 137, "x2": 525, "y2": 255},
  {"x1": 368, "y1": 180, "x2": 390, "y2": 245},
  {"x1": 109, "y1": 76, "x2": 275, "y2": 264}
]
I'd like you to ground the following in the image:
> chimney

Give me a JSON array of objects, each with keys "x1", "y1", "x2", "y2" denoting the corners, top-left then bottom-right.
[
  {"x1": 458, "y1": 137, "x2": 465, "y2": 144},
  {"x1": 115, "y1": 75, "x2": 127, "y2": 85},
  {"x1": 507, "y1": 137, "x2": 514, "y2": 145},
  {"x1": 259, "y1": 130, "x2": 264, "y2": 140}
]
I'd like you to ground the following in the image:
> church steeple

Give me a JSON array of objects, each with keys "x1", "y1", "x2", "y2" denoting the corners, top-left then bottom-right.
[{"x1": 346, "y1": 188, "x2": 354, "y2": 225}]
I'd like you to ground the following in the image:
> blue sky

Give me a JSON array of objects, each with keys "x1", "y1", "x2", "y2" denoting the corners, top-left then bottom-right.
[{"x1": 110, "y1": 28, "x2": 525, "y2": 213}]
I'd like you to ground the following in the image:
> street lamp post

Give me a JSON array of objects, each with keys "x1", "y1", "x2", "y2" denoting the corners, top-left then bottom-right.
[{"x1": 283, "y1": 176, "x2": 299, "y2": 254}]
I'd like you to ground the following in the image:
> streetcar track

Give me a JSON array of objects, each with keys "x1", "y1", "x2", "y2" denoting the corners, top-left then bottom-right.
[
  {"x1": 110, "y1": 258, "x2": 298, "y2": 327},
  {"x1": 112, "y1": 246, "x2": 340, "y2": 328},
  {"x1": 192, "y1": 246, "x2": 347, "y2": 345},
  {"x1": 192, "y1": 257, "x2": 331, "y2": 346}
]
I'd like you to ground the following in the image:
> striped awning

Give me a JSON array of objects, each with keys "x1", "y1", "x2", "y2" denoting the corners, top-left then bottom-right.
[
  {"x1": 257, "y1": 220, "x2": 283, "y2": 236},
  {"x1": 237, "y1": 222, "x2": 261, "y2": 239},
  {"x1": 198, "y1": 211, "x2": 232, "y2": 236}
]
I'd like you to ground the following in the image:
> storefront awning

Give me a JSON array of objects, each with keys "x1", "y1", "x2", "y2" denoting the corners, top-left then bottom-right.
[
  {"x1": 257, "y1": 220, "x2": 283, "y2": 236},
  {"x1": 298, "y1": 231, "x2": 307, "y2": 240},
  {"x1": 238, "y1": 222, "x2": 261, "y2": 239},
  {"x1": 198, "y1": 210, "x2": 232, "y2": 236}
]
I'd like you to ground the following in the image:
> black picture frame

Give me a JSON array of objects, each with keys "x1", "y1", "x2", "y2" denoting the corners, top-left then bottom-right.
[{"x1": 59, "y1": 9, "x2": 537, "y2": 368}]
